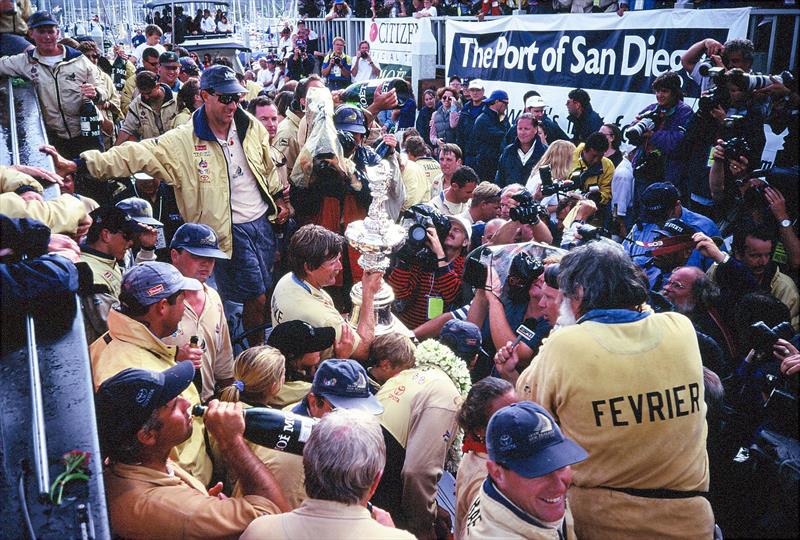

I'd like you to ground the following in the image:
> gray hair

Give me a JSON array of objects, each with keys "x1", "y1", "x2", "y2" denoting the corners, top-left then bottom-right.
[
  {"x1": 690, "y1": 271, "x2": 720, "y2": 310},
  {"x1": 303, "y1": 409, "x2": 385, "y2": 504},
  {"x1": 558, "y1": 241, "x2": 647, "y2": 315}
]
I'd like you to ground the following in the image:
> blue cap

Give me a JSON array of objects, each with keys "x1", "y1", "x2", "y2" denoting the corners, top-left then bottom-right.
[
  {"x1": 487, "y1": 401, "x2": 587, "y2": 478},
  {"x1": 121, "y1": 261, "x2": 202, "y2": 307},
  {"x1": 200, "y1": 65, "x2": 246, "y2": 94},
  {"x1": 179, "y1": 57, "x2": 199, "y2": 74},
  {"x1": 28, "y1": 11, "x2": 58, "y2": 29},
  {"x1": 95, "y1": 362, "x2": 195, "y2": 446},
  {"x1": 311, "y1": 359, "x2": 384, "y2": 415},
  {"x1": 159, "y1": 51, "x2": 180, "y2": 65},
  {"x1": 170, "y1": 223, "x2": 229, "y2": 259},
  {"x1": 116, "y1": 197, "x2": 163, "y2": 227},
  {"x1": 440, "y1": 319, "x2": 482, "y2": 356},
  {"x1": 89, "y1": 206, "x2": 138, "y2": 235},
  {"x1": 333, "y1": 105, "x2": 367, "y2": 134},
  {"x1": 483, "y1": 89, "x2": 509, "y2": 104},
  {"x1": 639, "y1": 182, "x2": 679, "y2": 222}
]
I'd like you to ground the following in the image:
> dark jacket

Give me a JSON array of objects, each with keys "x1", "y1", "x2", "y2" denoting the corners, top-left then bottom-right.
[
  {"x1": 456, "y1": 101, "x2": 485, "y2": 158},
  {"x1": 629, "y1": 101, "x2": 693, "y2": 188},
  {"x1": 568, "y1": 104, "x2": 603, "y2": 145},
  {"x1": 494, "y1": 138, "x2": 547, "y2": 188},
  {"x1": 415, "y1": 105, "x2": 435, "y2": 148},
  {"x1": 502, "y1": 113, "x2": 569, "y2": 149},
  {"x1": 286, "y1": 54, "x2": 315, "y2": 80},
  {"x1": 467, "y1": 107, "x2": 510, "y2": 182}
]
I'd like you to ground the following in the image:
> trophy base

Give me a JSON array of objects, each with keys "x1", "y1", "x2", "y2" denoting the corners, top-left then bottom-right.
[{"x1": 347, "y1": 280, "x2": 413, "y2": 338}]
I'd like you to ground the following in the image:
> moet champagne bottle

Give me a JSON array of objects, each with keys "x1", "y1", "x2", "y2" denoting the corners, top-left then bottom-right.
[
  {"x1": 339, "y1": 78, "x2": 411, "y2": 110},
  {"x1": 193, "y1": 404, "x2": 316, "y2": 456},
  {"x1": 374, "y1": 123, "x2": 398, "y2": 158},
  {"x1": 80, "y1": 99, "x2": 101, "y2": 138}
]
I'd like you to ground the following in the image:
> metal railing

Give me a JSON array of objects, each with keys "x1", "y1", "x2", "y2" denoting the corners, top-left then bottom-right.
[{"x1": 294, "y1": 9, "x2": 798, "y2": 74}]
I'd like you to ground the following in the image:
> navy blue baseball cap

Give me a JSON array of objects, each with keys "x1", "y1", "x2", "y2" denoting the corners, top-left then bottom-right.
[
  {"x1": 639, "y1": 182, "x2": 680, "y2": 222},
  {"x1": 116, "y1": 197, "x2": 164, "y2": 227},
  {"x1": 333, "y1": 105, "x2": 367, "y2": 134},
  {"x1": 159, "y1": 51, "x2": 180, "y2": 65},
  {"x1": 121, "y1": 261, "x2": 202, "y2": 306},
  {"x1": 440, "y1": 319, "x2": 482, "y2": 357},
  {"x1": 483, "y1": 89, "x2": 509, "y2": 104},
  {"x1": 89, "y1": 206, "x2": 138, "y2": 235},
  {"x1": 487, "y1": 401, "x2": 587, "y2": 478},
  {"x1": 95, "y1": 362, "x2": 195, "y2": 445},
  {"x1": 200, "y1": 65, "x2": 246, "y2": 94},
  {"x1": 179, "y1": 57, "x2": 200, "y2": 75},
  {"x1": 311, "y1": 359, "x2": 384, "y2": 414},
  {"x1": 170, "y1": 223, "x2": 229, "y2": 259},
  {"x1": 28, "y1": 11, "x2": 58, "y2": 29}
]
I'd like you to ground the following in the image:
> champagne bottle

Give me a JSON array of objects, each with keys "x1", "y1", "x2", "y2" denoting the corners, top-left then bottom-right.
[
  {"x1": 375, "y1": 123, "x2": 398, "y2": 158},
  {"x1": 79, "y1": 99, "x2": 101, "y2": 138},
  {"x1": 190, "y1": 336, "x2": 203, "y2": 394},
  {"x1": 192, "y1": 404, "x2": 316, "y2": 456},
  {"x1": 339, "y1": 78, "x2": 411, "y2": 110},
  {"x1": 112, "y1": 56, "x2": 128, "y2": 91}
]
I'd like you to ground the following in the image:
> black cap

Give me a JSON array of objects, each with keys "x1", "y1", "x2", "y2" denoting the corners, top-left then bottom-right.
[
  {"x1": 159, "y1": 51, "x2": 180, "y2": 65},
  {"x1": 639, "y1": 182, "x2": 680, "y2": 223},
  {"x1": 267, "y1": 320, "x2": 336, "y2": 360},
  {"x1": 89, "y1": 206, "x2": 138, "y2": 234}
]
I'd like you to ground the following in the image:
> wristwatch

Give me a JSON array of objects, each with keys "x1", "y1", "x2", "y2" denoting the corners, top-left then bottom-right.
[{"x1": 780, "y1": 218, "x2": 792, "y2": 228}]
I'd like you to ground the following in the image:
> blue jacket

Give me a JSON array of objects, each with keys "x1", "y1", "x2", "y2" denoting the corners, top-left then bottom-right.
[
  {"x1": 629, "y1": 101, "x2": 693, "y2": 188},
  {"x1": 494, "y1": 138, "x2": 547, "y2": 188},
  {"x1": 467, "y1": 107, "x2": 510, "y2": 182},
  {"x1": 568, "y1": 105, "x2": 603, "y2": 145}
]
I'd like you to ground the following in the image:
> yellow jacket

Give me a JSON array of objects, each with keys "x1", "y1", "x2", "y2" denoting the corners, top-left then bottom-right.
[
  {"x1": 570, "y1": 143, "x2": 614, "y2": 206},
  {"x1": 120, "y1": 71, "x2": 137, "y2": 117},
  {"x1": 0, "y1": 167, "x2": 87, "y2": 234},
  {"x1": 120, "y1": 84, "x2": 179, "y2": 140},
  {"x1": 90, "y1": 309, "x2": 212, "y2": 485},
  {"x1": 81, "y1": 107, "x2": 282, "y2": 256},
  {"x1": 0, "y1": 45, "x2": 108, "y2": 139}
]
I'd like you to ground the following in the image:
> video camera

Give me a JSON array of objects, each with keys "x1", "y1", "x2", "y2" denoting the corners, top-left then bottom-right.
[
  {"x1": 539, "y1": 165, "x2": 573, "y2": 198},
  {"x1": 509, "y1": 189, "x2": 548, "y2": 226},
  {"x1": 718, "y1": 114, "x2": 753, "y2": 164},
  {"x1": 396, "y1": 204, "x2": 451, "y2": 271},
  {"x1": 625, "y1": 108, "x2": 660, "y2": 146},
  {"x1": 698, "y1": 66, "x2": 730, "y2": 113}
]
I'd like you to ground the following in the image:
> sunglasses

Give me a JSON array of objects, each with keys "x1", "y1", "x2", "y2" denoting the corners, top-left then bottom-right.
[{"x1": 208, "y1": 90, "x2": 242, "y2": 104}]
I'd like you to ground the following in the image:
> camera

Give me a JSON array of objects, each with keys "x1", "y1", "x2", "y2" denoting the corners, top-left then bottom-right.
[
  {"x1": 509, "y1": 190, "x2": 548, "y2": 225},
  {"x1": 727, "y1": 68, "x2": 796, "y2": 92},
  {"x1": 697, "y1": 59, "x2": 715, "y2": 78},
  {"x1": 540, "y1": 165, "x2": 573, "y2": 197},
  {"x1": 625, "y1": 109, "x2": 660, "y2": 146},
  {"x1": 360, "y1": 51, "x2": 369, "y2": 59},
  {"x1": 396, "y1": 204, "x2": 451, "y2": 271},
  {"x1": 576, "y1": 223, "x2": 610, "y2": 243},
  {"x1": 698, "y1": 67, "x2": 731, "y2": 112},
  {"x1": 633, "y1": 150, "x2": 665, "y2": 184},
  {"x1": 720, "y1": 137, "x2": 752, "y2": 162},
  {"x1": 334, "y1": 56, "x2": 341, "y2": 65},
  {"x1": 506, "y1": 252, "x2": 545, "y2": 303},
  {"x1": 567, "y1": 163, "x2": 604, "y2": 194},
  {"x1": 749, "y1": 321, "x2": 795, "y2": 356}
]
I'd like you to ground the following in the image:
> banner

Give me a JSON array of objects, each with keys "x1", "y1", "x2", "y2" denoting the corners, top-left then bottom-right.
[
  {"x1": 365, "y1": 18, "x2": 420, "y2": 78},
  {"x1": 445, "y1": 8, "x2": 750, "y2": 137}
]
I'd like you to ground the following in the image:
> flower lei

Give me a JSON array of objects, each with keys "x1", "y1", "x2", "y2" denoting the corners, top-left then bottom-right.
[
  {"x1": 49, "y1": 450, "x2": 91, "y2": 505},
  {"x1": 415, "y1": 339, "x2": 472, "y2": 473}
]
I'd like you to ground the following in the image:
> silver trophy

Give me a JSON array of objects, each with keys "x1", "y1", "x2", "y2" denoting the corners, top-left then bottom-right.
[{"x1": 345, "y1": 160, "x2": 407, "y2": 334}]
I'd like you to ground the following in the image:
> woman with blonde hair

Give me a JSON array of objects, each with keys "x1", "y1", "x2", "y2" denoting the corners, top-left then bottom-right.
[
  {"x1": 219, "y1": 345, "x2": 286, "y2": 406},
  {"x1": 526, "y1": 139, "x2": 577, "y2": 219}
]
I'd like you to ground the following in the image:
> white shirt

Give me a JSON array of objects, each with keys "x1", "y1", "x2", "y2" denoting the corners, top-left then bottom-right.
[
  {"x1": 414, "y1": 5, "x2": 437, "y2": 17},
  {"x1": 132, "y1": 42, "x2": 165, "y2": 65},
  {"x1": 200, "y1": 16, "x2": 216, "y2": 33},
  {"x1": 352, "y1": 56, "x2": 380, "y2": 83},
  {"x1": 217, "y1": 124, "x2": 268, "y2": 223},
  {"x1": 428, "y1": 189, "x2": 468, "y2": 216},
  {"x1": 257, "y1": 66, "x2": 277, "y2": 89}
]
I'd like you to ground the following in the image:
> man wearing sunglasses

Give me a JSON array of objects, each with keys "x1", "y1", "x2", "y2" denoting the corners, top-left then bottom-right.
[
  {"x1": 79, "y1": 206, "x2": 137, "y2": 343},
  {"x1": 44, "y1": 64, "x2": 289, "y2": 345}
]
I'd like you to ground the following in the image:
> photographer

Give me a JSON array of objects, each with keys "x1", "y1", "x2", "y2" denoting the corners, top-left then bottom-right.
[
  {"x1": 567, "y1": 132, "x2": 614, "y2": 209},
  {"x1": 681, "y1": 37, "x2": 754, "y2": 92},
  {"x1": 350, "y1": 40, "x2": 380, "y2": 83},
  {"x1": 286, "y1": 39, "x2": 316, "y2": 81},
  {"x1": 321, "y1": 36, "x2": 352, "y2": 91},
  {"x1": 491, "y1": 184, "x2": 553, "y2": 246},
  {"x1": 387, "y1": 209, "x2": 469, "y2": 330},
  {"x1": 626, "y1": 72, "x2": 692, "y2": 190},
  {"x1": 680, "y1": 67, "x2": 766, "y2": 217}
]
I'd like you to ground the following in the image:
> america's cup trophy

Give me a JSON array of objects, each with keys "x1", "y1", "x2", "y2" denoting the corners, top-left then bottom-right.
[{"x1": 344, "y1": 160, "x2": 406, "y2": 334}]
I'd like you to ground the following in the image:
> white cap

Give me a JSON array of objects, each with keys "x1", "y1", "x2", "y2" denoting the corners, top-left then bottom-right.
[
  {"x1": 448, "y1": 215, "x2": 472, "y2": 241},
  {"x1": 468, "y1": 79, "x2": 484, "y2": 90},
  {"x1": 525, "y1": 96, "x2": 546, "y2": 109}
]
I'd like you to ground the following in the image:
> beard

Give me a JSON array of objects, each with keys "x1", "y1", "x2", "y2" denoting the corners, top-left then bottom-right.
[{"x1": 555, "y1": 297, "x2": 577, "y2": 329}]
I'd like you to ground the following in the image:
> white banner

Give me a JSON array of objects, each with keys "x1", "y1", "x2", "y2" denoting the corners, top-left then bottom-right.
[
  {"x1": 364, "y1": 18, "x2": 420, "y2": 78},
  {"x1": 445, "y1": 8, "x2": 751, "y2": 137}
]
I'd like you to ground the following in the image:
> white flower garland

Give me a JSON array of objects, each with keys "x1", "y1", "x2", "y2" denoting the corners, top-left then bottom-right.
[{"x1": 415, "y1": 339, "x2": 472, "y2": 473}]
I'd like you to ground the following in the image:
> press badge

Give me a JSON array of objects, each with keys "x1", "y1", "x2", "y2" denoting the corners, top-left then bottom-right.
[{"x1": 427, "y1": 296, "x2": 444, "y2": 320}]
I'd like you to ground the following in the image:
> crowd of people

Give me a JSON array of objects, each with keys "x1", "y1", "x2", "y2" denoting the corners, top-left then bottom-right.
[{"x1": 2, "y1": 7, "x2": 800, "y2": 540}]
